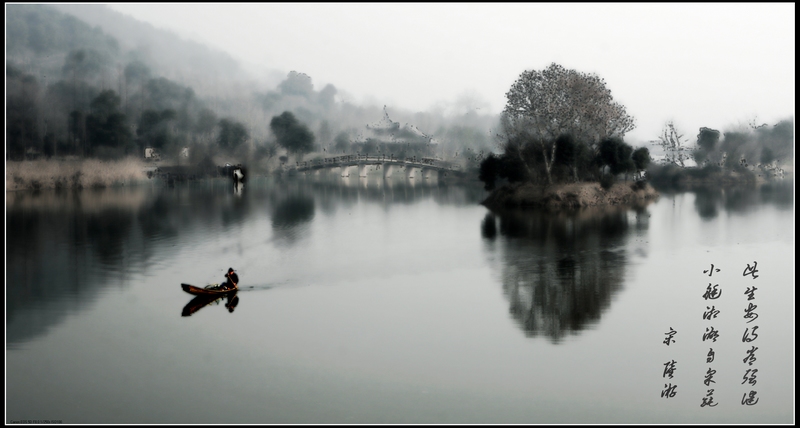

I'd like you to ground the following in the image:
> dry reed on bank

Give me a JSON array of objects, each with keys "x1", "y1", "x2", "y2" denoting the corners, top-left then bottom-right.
[{"x1": 6, "y1": 158, "x2": 149, "y2": 192}]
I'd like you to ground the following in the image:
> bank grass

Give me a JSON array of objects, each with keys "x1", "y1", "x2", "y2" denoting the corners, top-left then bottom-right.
[{"x1": 6, "y1": 157, "x2": 149, "y2": 192}]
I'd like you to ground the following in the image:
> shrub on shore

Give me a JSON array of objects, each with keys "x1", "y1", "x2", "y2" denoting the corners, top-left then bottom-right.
[
  {"x1": 599, "y1": 173, "x2": 616, "y2": 190},
  {"x1": 647, "y1": 163, "x2": 758, "y2": 191},
  {"x1": 6, "y1": 157, "x2": 148, "y2": 192}
]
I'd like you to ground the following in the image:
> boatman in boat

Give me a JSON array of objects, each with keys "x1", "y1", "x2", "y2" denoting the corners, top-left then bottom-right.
[{"x1": 220, "y1": 267, "x2": 239, "y2": 291}]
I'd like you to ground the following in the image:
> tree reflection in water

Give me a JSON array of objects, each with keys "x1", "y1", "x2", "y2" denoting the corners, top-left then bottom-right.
[
  {"x1": 692, "y1": 181, "x2": 794, "y2": 220},
  {"x1": 271, "y1": 196, "x2": 315, "y2": 228},
  {"x1": 482, "y1": 204, "x2": 651, "y2": 343},
  {"x1": 270, "y1": 193, "x2": 316, "y2": 246}
]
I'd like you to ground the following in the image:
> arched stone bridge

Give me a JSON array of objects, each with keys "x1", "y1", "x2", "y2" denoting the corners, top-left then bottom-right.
[{"x1": 292, "y1": 154, "x2": 460, "y2": 179}]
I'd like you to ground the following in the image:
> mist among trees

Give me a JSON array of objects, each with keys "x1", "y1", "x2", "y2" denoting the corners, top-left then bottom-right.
[
  {"x1": 648, "y1": 118, "x2": 794, "y2": 188},
  {"x1": 9, "y1": 4, "x2": 788, "y2": 186},
  {"x1": 6, "y1": 4, "x2": 497, "y2": 172}
]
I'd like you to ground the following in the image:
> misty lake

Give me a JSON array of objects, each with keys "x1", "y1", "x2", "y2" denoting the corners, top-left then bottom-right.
[{"x1": 5, "y1": 175, "x2": 794, "y2": 424}]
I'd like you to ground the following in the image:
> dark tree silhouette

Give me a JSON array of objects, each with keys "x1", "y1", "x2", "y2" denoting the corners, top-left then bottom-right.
[
  {"x1": 632, "y1": 147, "x2": 650, "y2": 173},
  {"x1": 693, "y1": 127, "x2": 720, "y2": 165},
  {"x1": 217, "y1": 118, "x2": 249, "y2": 151},
  {"x1": 598, "y1": 137, "x2": 635, "y2": 177},
  {"x1": 85, "y1": 89, "x2": 131, "y2": 155},
  {"x1": 6, "y1": 65, "x2": 41, "y2": 160},
  {"x1": 270, "y1": 111, "x2": 315, "y2": 159},
  {"x1": 138, "y1": 108, "x2": 176, "y2": 150}
]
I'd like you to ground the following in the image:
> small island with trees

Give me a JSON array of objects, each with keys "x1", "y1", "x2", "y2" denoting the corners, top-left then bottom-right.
[{"x1": 478, "y1": 63, "x2": 657, "y2": 210}]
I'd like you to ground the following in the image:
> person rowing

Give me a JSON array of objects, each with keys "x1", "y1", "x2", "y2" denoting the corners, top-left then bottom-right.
[{"x1": 220, "y1": 267, "x2": 239, "y2": 291}]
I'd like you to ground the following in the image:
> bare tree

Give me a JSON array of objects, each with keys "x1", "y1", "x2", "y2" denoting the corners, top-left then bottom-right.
[
  {"x1": 502, "y1": 63, "x2": 636, "y2": 184},
  {"x1": 504, "y1": 63, "x2": 635, "y2": 143},
  {"x1": 655, "y1": 121, "x2": 690, "y2": 167}
]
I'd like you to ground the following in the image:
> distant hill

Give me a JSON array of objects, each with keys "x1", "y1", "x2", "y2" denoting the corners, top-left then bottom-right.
[
  {"x1": 47, "y1": 4, "x2": 285, "y2": 96},
  {"x1": 6, "y1": 4, "x2": 498, "y2": 165},
  {"x1": 6, "y1": 4, "x2": 264, "y2": 160},
  {"x1": 7, "y1": 4, "x2": 119, "y2": 81}
]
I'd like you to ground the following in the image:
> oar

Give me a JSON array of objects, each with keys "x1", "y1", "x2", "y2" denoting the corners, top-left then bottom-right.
[
  {"x1": 231, "y1": 285, "x2": 271, "y2": 292},
  {"x1": 233, "y1": 281, "x2": 292, "y2": 292}
]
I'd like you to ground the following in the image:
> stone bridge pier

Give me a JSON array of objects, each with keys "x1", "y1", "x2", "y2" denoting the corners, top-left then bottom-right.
[
  {"x1": 340, "y1": 165, "x2": 352, "y2": 177},
  {"x1": 383, "y1": 164, "x2": 395, "y2": 179}
]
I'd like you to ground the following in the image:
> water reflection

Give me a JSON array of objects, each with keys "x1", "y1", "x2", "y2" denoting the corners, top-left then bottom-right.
[
  {"x1": 270, "y1": 189, "x2": 316, "y2": 246},
  {"x1": 182, "y1": 291, "x2": 240, "y2": 317},
  {"x1": 5, "y1": 182, "x2": 253, "y2": 345},
  {"x1": 304, "y1": 176, "x2": 486, "y2": 208},
  {"x1": 6, "y1": 177, "x2": 485, "y2": 346},
  {"x1": 693, "y1": 188, "x2": 724, "y2": 220},
  {"x1": 692, "y1": 181, "x2": 794, "y2": 220},
  {"x1": 7, "y1": 188, "x2": 157, "y2": 346},
  {"x1": 482, "y1": 204, "x2": 651, "y2": 342},
  {"x1": 272, "y1": 195, "x2": 315, "y2": 228},
  {"x1": 481, "y1": 213, "x2": 497, "y2": 239},
  {"x1": 758, "y1": 180, "x2": 794, "y2": 208}
]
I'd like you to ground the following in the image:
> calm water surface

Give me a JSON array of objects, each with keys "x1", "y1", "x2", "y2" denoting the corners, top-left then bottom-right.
[{"x1": 5, "y1": 175, "x2": 794, "y2": 424}]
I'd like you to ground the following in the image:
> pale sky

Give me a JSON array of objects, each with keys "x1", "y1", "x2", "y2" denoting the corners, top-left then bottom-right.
[{"x1": 107, "y1": 3, "x2": 795, "y2": 144}]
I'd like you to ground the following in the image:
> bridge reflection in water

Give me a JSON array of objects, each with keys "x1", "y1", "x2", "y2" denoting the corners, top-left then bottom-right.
[{"x1": 292, "y1": 154, "x2": 459, "y2": 180}]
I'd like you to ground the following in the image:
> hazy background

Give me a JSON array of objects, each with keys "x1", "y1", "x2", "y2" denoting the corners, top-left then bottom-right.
[
  {"x1": 6, "y1": 3, "x2": 794, "y2": 167},
  {"x1": 103, "y1": 3, "x2": 795, "y2": 144},
  {"x1": 5, "y1": 5, "x2": 795, "y2": 423}
]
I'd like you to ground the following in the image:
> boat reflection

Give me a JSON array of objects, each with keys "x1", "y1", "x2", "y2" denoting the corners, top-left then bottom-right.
[{"x1": 182, "y1": 291, "x2": 240, "y2": 317}]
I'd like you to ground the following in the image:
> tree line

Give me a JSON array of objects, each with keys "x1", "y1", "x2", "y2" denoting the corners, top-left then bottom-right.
[
  {"x1": 7, "y1": 5, "x2": 490, "y2": 169},
  {"x1": 479, "y1": 61, "x2": 793, "y2": 192},
  {"x1": 689, "y1": 120, "x2": 792, "y2": 170}
]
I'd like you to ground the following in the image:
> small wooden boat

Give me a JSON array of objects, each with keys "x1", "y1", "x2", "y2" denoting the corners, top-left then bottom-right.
[{"x1": 181, "y1": 283, "x2": 238, "y2": 296}]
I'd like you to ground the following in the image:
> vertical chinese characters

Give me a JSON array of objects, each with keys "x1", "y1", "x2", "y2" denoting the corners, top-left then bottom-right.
[
  {"x1": 661, "y1": 327, "x2": 678, "y2": 399},
  {"x1": 700, "y1": 264, "x2": 721, "y2": 408},
  {"x1": 741, "y1": 261, "x2": 760, "y2": 406}
]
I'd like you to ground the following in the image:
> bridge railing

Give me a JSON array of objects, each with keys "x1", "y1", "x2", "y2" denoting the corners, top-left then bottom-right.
[{"x1": 294, "y1": 154, "x2": 457, "y2": 170}]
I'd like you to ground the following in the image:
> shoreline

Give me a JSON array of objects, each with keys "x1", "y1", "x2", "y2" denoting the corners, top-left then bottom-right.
[
  {"x1": 6, "y1": 158, "x2": 152, "y2": 192},
  {"x1": 481, "y1": 181, "x2": 660, "y2": 211}
]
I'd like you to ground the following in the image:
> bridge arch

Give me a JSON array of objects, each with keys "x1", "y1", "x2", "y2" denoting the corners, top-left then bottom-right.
[{"x1": 292, "y1": 154, "x2": 459, "y2": 178}]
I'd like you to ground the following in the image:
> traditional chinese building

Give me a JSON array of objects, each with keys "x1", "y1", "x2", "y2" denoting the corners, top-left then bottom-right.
[{"x1": 351, "y1": 106, "x2": 439, "y2": 160}]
